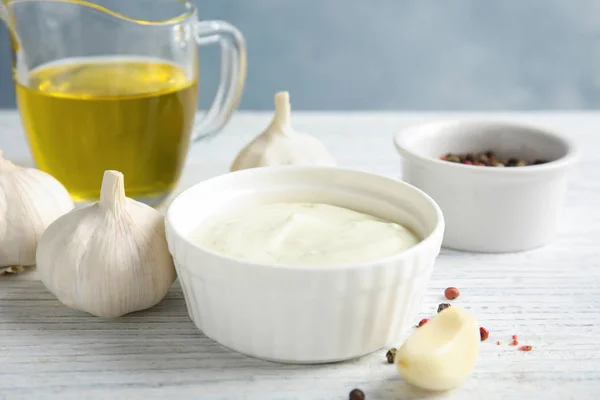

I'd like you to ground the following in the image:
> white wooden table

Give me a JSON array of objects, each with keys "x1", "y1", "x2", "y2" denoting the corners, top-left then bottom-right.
[{"x1": 1, "y1": 111, "x2": 599, "y2": 400}]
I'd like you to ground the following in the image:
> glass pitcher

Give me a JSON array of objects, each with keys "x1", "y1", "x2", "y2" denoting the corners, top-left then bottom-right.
[{"x1": 1, "y1": 0, "x2": 246, "y2": 205}]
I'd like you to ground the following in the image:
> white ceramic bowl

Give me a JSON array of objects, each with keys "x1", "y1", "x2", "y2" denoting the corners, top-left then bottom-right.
[
  {"x1": 165, "y1": 166, "x2": 444, "y2": 364},
  {"x1": 394, "y1": 119, "x2": 579, "y2": 253}
]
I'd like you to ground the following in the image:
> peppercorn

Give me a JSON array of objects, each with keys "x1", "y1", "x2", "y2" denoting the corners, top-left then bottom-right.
[
  {"x1": 510, "y1": 334, "x2": 519, "y2": 346},
  {"x1": 479, "y1": 327, "x2": 489, "y2": 341},
  {"x1": 386, "y1": 348, "x2": 396, "y2": 364},
  {"x1": 349, "y1": 388, "x2": 365, "y2": 400},
  {"x1": 444, "y1": 287, "x2": 460, "y2": 300},
  {"x1": 485, "y1": 151, "x2": 495, "y2": 159},
  {"x1": 416, "y1": 318, "x2": 429, "y2": 327},
  {"x1": 492, "y1": 161, "x2": 505, "y2": 167},
  {"x1": 518, "y1": 345, "x2": 533, "y2": 352},
  {"x1": 516, "y1": 160, "x2": 528, "y2": 167},
  {"x1": 437, "y1": 303, "x2": 451, "y2": 313},
  {"x1": 533, "y1": 159, "x2": 548, "y2": 165},
  {"x1": 447, "y1": 155, "x2": 461, "y2": 163},
  {"x1": 507, "y1": 158, "x2": 518, "y2": 166},
  {"x1": 479, "y1": 154, "x2": 490, "y2": 164}
]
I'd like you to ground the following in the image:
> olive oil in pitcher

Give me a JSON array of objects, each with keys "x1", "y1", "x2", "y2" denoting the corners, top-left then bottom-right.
[{"x1": 15, "y1": 56, "x2": 198, "y2": 202}]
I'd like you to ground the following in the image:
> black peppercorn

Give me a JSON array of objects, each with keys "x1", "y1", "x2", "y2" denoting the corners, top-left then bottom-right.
[
  {"x1": 386, "y1": 347, "x2": 397, "y2": 364},
  {"x1": 533, "y1": 159, "x2": 548, "y2": 165},
  {"x1": 485, "y1": 150, "x2": 495, "y2": 159},
  {"x1": 437, "y1": 303, "x2": 451, "y2": 313},
  {"x1": 507, "y1": 158, "x2": 518, "y2": 166},
  {"x1": 349, "y1": 388, "x2": 365, "y2": 400}
]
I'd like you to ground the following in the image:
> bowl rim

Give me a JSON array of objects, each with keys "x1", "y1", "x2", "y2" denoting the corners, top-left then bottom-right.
[
  {"x1": 165, "y1": 165, "x2": 445, "y2": 272},
  {"x1": 393, "y1": 118, "x2": 580, "y2": 175}
]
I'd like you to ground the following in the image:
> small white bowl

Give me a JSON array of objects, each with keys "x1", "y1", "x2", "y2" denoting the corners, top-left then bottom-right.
[
  {"x1": 165, "y1": 166, "x2": 444, "y2": 364},
  {"x1": 393, "y1": 119, "x2": 579, "y2": 253}
]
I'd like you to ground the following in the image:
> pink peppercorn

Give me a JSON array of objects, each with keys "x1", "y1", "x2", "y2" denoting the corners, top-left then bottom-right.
[
  {"x1": 444, "y1": 287, "x2": 460, "y2": 300},
  {"x1": 479, "y1": 327, "x2": 489, "y2": 341},
  {"x1": 416, "y1": 318, "x2": 429, "y2": 328}
]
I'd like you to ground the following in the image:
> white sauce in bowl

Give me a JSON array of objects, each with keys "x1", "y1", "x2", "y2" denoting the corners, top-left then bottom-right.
[{"x1": 193, "y1": 202, "x2": 420, "y2": 266}]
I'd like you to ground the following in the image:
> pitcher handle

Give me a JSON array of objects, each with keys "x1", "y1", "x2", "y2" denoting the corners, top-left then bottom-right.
[{"x1": 193, "y1": 20, "x2": 247, "y2": 141}]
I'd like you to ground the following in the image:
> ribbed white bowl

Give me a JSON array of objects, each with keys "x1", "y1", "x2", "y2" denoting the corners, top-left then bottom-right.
[{"x1": 165, "y1": 166, "x2": 444, "y2": 364}]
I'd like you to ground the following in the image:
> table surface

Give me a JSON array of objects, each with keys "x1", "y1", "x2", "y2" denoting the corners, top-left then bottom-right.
[{"x1": 1, "y1": 111, "x2": 599, "y2": 400}]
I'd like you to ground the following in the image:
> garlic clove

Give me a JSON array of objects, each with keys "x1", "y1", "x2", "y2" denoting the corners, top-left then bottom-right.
[
  {"x1": 37, "y1": 170, "x2": 176, "y2": 318},
  {"x1": 230, "y1": 91, "x2": 336, "y2": 171},
  {"x1": 0, "y1": 149, "x2": 74, "y2": 267},
  {"x1": 395, "y1": 306, "x2": 480, "y2": 391}
]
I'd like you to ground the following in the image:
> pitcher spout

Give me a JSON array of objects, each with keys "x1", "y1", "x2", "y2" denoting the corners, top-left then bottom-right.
[{"x1": 0, "y1": 1, "x2": 20, "y2": 50}]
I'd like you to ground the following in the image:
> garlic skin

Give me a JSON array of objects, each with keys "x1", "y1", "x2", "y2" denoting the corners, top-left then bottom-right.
[
  {"x1": 231, "y1": 91, "x2": 336, "y2": 171},
  {"x1": 395, "y1": 307, "x2": 480, "y2": 391},
  {"x1": 37, "y1": 170, "x2": 176, "y2": 318},
  {"x1": 0, "y1": 150, "x2": 74, "y2": 267}
]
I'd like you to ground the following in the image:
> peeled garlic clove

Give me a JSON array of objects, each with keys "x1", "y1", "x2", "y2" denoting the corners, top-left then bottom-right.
[
  {"x1": 230, "y1": 91, "x2": 336, "y2": 171},
  {"x1": 37, "y1": 170, "x2": 176, "y2": 318},
  {"x1": 395, "y1": 307, "x2": 480, "y2": 391},
  {"x1": 0, "y1": 149, "x2": 74, "y2": 267}
]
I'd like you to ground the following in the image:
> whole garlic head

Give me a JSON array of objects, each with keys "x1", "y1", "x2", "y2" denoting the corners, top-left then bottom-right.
[
  {"x1": 0, "y1": 150, "x2": 74, "y2": 267},
  {"x1": 37, "y1": 170, "x2": 176, "y2": 318},
  {"x1": 231, "y1": 91, "x2": 336, "y2": 171}
]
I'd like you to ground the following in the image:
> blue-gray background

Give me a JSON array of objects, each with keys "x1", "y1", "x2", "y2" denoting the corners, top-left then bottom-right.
[{"x1": 0, "y1": 0, "x2": 599, "y2": 110}]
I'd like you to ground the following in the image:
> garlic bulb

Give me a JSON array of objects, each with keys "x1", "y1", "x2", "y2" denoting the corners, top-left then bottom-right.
[
  {"x1": 0, "y1": 149, "x2": 74, "y2": 267},
  {"x1": 37, "y1": 170, "x2": 176, "y2": 318},
  {"x1": 395, "y1": 306, "x2": 480, "y2": 391},
  {"x1": 231, "y1": 91, "x2": 336, "y2": 171}
]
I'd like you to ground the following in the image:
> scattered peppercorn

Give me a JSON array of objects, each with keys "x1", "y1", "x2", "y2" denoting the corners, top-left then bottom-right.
[
  {"x1": 496, "y1": 340, "x2": 501, "y2": 345},
  {"x1": 437, "y1": 303, "x2": 452, "y2": 313},
  {"x1": 440, "y1": 151, "x2": 549, "y2": 167},
  {"x1": 479, "y1": 327, "x2": 489, "y2": 341},
  {"x1": 510, "y1": 334, "x2": 519, "y2": 346},
  {"x1": 386, "y1": 348, "x2": 397, "y2": 364},
  {"x1": 518, "y1": 345, "x2": 533, "y2": 352},
  {"x1": 416, "y1": 318, "x2": 429, "y2": 327},
  {"x1": 444, "y1": 287, "x2": 460, "y2": 300},
  {"x1": 349, "y1": 388, "x2": 365, "y2": 400}
]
